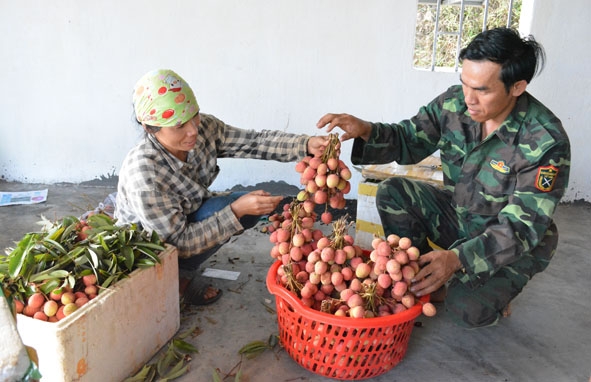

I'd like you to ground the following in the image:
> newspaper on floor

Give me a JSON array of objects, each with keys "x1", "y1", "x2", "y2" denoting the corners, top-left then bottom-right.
[{"x1": 0, "y1": 189, "x2": 48, "y2": 207}]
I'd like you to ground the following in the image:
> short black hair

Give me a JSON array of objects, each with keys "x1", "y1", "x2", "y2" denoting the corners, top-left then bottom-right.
[{"x1": 459, "y1": 27, "x2": 545, "y2": 92}]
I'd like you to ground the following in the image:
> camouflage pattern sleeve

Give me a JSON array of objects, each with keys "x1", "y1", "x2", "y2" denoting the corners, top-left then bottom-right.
[{"x1": 351, "y1": 93, "x2": 447, "y2": 166}]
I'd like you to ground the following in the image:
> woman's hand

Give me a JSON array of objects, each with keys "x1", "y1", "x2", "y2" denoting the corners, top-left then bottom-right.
[
  {"x1": 307, "y1": 135, "x2": 330, "y2": 157},
  {"x1": 316, "y1": 113, "x2": 372, "y2": 142},
  {"x1": 230, "y1": 190, "x2": 283, "y2": 218},
  {"x1": 409, "y1": 250, "x2": 463, "y2": 297}
]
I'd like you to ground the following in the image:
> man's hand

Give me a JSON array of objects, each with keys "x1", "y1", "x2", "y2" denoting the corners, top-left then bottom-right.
[
  {"x1": 316, "y1": 113, "x2": 372, "y2": 142},
  {"x1": 230, "y1": 191, "x2": 283, "y2": 218},
  {"x1": 410, "y1": 249, "x2": 463, "y2": 297}
]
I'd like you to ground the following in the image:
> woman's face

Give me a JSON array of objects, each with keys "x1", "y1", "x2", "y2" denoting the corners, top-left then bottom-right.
[{"x1": 153, "y1": 113, "x2": 201, "y2": 161}]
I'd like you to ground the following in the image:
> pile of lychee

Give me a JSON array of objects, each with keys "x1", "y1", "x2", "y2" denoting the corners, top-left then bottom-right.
[
  {"x1": 14, "y1": 274, "x2": 99, "y2": 322},
  {"x1": 274, "y1": 217, "x2": 437, "y2": 319}
]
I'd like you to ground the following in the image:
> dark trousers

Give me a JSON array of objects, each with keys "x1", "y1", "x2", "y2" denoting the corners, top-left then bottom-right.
[
  {"x1": 177, "y1": 192, "x2": 260, "y2": 271},
  {"x1": 376, "y1": 177, "x2": 541, "y2": 328}
]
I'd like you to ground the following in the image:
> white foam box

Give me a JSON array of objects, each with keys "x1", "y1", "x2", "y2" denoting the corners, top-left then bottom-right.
[
  {"x1": 16, "y1": 244, "x2": 180, "y2": 382},
  {"x1": 355, "y1": 156, "x2": 444, "y2": 249}
]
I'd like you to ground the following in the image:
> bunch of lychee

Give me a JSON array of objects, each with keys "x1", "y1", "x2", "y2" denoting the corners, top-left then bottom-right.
[
  {"x1": 268, "y1": 200, "x2": 325, "y2": 265},
  {"x1": 295, "y1": 133, "x2": 352, "y2": 225}
]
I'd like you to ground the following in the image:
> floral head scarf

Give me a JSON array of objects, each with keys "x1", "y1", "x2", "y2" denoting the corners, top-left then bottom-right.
[{"x1": 133, "y1": 69, "x2": 199, "y2": 128}]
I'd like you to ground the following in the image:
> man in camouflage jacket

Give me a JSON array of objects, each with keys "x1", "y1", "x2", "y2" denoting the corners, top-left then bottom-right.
[{"x1": 316, "y1": 28, "x2": 571, "y2": 327}]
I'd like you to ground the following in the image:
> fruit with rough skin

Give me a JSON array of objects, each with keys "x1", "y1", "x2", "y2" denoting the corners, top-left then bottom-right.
[
  {"x1": 49, "y1": 288, "x2": 64, "y2": 301},
  {"x1": 22, "y1": 305, "x2": 39, "y2": 317},
  {"x1": 61, "y1": 291, "x2": 76, "y2": 305},
  {"x1": 398, "y1": 237, "x2": 413, "y2": 251},
  {"x1": 33, "y1": 311, "x2": 48, "y2": 321},
  {"x1": 43, "y1": 300, "x2": 59, "y2": 317},
  {"x1": 422, "y1": 302, "x2": 437, "y2": 317},
  {"x1": 28, "y1": 292, "x2": 45, "y2": 309},
  {"x1": 14, "y1": 299, "x2": 24, "y2": 314},
  {"x1": 63, "y1": 303, "x2": 78, "y2": 316},
  {"x1": 82, "y1": 274, "x2": 97, "y2": 286}
]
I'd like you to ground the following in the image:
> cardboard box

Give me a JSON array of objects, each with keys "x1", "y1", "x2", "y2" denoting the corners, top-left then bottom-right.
[
  {"x1": 355, "y1": 156, "x2": 443, "y2": 249},
  {"x1": 16, "y1": 245, "x2": 180, "y2": 382}
]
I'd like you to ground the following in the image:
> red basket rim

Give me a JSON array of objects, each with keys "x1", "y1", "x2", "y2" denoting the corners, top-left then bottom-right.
[{"x1": 266, "y1": 260, "x2": 429, "y2": 328}]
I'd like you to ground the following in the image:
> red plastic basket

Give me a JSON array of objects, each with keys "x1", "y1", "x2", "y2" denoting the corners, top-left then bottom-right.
[{"x1": 266, "y1": 261, "x2": 429, "y2": 380}]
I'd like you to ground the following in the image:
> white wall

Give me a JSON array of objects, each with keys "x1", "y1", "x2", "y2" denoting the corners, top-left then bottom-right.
[{"x1": 0, "y1": 1, "x2": 589, "y2": 202}]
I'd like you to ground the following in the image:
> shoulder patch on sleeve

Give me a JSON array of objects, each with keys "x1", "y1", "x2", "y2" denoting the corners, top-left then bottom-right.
[{"x1": 535, "y1": 165, "x2": 559, "y2": 192}]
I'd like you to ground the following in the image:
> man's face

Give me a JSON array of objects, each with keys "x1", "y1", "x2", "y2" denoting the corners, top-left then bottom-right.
[{"x1": 460, "y1": 59, "x2": 524, "y2": 126}]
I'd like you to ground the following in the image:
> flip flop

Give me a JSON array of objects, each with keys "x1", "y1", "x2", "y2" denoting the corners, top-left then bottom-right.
[{"x1": 182, "y1": 275, "x2": 223, "y2": 306}]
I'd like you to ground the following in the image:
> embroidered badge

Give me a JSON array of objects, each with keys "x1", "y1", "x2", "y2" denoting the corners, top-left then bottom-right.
[
  {"x1": 490, "y1": 159, "x2": 510, "y2": 174},
  {"x1": 535, "y1": 165, "x2": 559, "y2": 192}
]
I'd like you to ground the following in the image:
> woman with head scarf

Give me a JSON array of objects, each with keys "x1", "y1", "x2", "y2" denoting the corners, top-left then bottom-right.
[{"x1": 115, "y1": 69, "x2": 328, "y2": 305}]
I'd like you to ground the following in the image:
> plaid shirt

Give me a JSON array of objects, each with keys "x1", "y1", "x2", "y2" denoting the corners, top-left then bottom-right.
[{"x1": 115, "y1": 113, "x2": 309, "y2": 258}]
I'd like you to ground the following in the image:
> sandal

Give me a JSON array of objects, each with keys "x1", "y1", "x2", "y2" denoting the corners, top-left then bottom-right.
[{"x1": 182, "y1": 275, "x2": 223, "y2": 306}]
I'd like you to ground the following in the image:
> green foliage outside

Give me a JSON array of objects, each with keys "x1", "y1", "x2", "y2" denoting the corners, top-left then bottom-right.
[{"x1": 414, "y1": 0, "x2": 522, "y2": 70}]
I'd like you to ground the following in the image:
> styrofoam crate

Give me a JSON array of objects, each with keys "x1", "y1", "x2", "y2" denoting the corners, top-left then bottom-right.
[
  {"x1": 16, "y1": 245, "x2": 180, "y2": 382},
  {"x1": 355, "y1": 181, "x2": 385, "y2": 249}
]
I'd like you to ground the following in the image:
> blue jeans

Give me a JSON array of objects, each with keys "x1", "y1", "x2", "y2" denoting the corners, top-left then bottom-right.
[{"x1": 178, "y1": 191, "x2": 261, "y2": 271}]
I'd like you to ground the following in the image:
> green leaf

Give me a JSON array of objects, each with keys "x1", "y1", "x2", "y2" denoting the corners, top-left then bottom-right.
[
  {"x1": 29, "y1": 269, "x2": 69, "y2": 282},
  {"x1": 134, "y1": 246, "x2": 161, "y2": 264},
  {"x1": 87, "y1": 213, "x2": 114, "y2": 227},
  {"x1": 172, "y1": 338, "x2": 198, "y2": 354},
  {"x1": 39, "y1": 279, "x2": 61, "y2": 295},
  {"x1": 134, "y1": 259, "x2": 156, "y2": 268},
  {"x1": 67, "y1": 274, "x2": 76, "y2": 289},
  {"x1": 98, "y1": 234, "x2": 111, "y2": 252},
  {"x1": 212, "y1": 369, "x2": 223, "y2": 382},
  {"x1": 68, "y1": 246, "x2": 86, "y2": 259},
  {"x1": 100, "y1": 272, "x2": 124, "y2": 289},
  {"x1": 156, "y1": 350, "x2": 174, "y2": 377},
  {"x1": 160, "y1": 359, "x2": 187, "y2": 380},
  {"x1": 176, "y1": 325, "x2": 198, "y2": 340},
  {"x1": 73, "y1": 254, "x2": 90, "y2": 267},
  {"x1": 121, "y1": 246, "x2": 134, "y2": 271},
  {"x1": 130, "y1": 241, "x2": 165, "y2": 251},
  {"x1": 87, "y1": 248, "x2": 100, "y2": 269},
  {"x1": 7, "y1": 234, "x2": 35, "y2": 278},
  {"x1": 61, "y1": 215, "x2": 79, "y2": 228},
  {"x1": 150, "y1": 230, "x2": 162, "y2": 244},
  {"x1": 43, "y1": 237, "x2": 68, "y2": 253},
  {"x1": 106, "y1": 253, "x2": 118, "y2": 274},
  {"x1": 118, "y1": 231, "x2": 127, "y2": 246},
  {"x1": 61, "y1": 218, "x2": 79, "y2": 240},
  {"x1": 238, "y1": 340, "x2": 269, "y2": 359},
  {"x1": 50, "y1": 270, "x2": 70, "y2": 278},
  {"x1": 122, "y1": 364, "x2": 153, "y2": 382},
  {"x1": 48, "y1": 225, "x2": 66, "y2": 242}
]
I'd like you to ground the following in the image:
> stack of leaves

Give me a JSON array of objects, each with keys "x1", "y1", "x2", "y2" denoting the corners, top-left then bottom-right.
[{"x1": 0, "y1": 213, "x2": 165, "y2": 320}]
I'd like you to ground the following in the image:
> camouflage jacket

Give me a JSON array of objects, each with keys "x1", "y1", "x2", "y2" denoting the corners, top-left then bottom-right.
[{"x1": 351, "y1": 85, "x2": 571, "y2": 288}]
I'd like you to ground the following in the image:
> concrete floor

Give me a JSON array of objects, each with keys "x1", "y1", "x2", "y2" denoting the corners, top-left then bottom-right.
[{"x1": 1, "y1": 181, "x2": 590, "y2": 382}]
